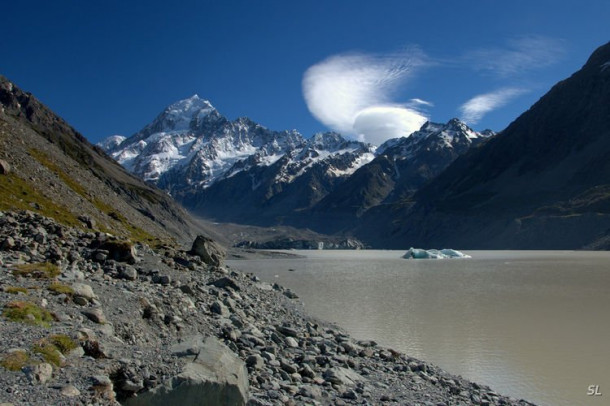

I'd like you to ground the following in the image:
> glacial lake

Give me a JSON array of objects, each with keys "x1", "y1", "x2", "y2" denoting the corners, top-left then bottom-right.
[{"x1": 227, "y1": 250, "x2": 610, "y2": 406}]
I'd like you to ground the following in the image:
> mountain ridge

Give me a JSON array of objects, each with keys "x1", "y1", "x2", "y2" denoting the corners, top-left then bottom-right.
[
  {"x1": 0, "y1": 75, "x2": 206, "y2": 247},
  {"x1": 357, "y1": 41, "x2": 610, "y2": 249}
]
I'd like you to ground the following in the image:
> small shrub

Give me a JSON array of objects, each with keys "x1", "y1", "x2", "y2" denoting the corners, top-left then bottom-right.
[
  {"x1": 48, "y1": 282, "x2": 73, "y2": 296},
  {"x1": 5, "y1": 286, "x2": 28, "y2": 294},
  {"x1": 12, "y1": 262, "x2": 60, "y2": 279},
  {"x1": 0, "y1": 350, "x2": 30, "y2": 371},
  {"x1": 48, "y1": 334, "x2": 78, "y2": 354},
  {"x1": 3, "y1": 301, "x2": 54, "y2": 327},
  {"x1": 32, "y1": 341, "x2": 61, "y2": 366}
]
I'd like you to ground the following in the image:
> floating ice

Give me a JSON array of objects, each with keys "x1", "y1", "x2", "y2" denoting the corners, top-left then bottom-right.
[{"x1": 402, "y1": 248, "x2": 471, "y2": 259}]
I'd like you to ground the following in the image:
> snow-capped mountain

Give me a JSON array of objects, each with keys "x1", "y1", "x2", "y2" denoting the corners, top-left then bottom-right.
[
  {"x1": 102, "y1": 95, "x2": 304, "y2": 187},
  {"x1": 306, "y1": 118, "x2": 494, "y2": 233},
  {"x1": 99, "y1": 96, "x2": 376, "y2": 223}
]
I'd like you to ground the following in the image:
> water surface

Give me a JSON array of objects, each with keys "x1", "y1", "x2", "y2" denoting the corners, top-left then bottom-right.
[{"x1": 227, "y1": 250, "x2": 610, "y2": 406}]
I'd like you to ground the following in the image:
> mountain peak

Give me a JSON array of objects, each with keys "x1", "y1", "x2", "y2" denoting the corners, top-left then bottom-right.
[{"x1": 166, "y1": 94, "x2": 215, "y2": 116}]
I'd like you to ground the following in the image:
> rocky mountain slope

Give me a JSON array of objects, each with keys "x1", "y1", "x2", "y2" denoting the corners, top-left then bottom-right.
[
  {"x1": 359, "y1": 41, "x2": 610, "y2": 249},
  {"x1": 0, "y1": 75, "x2": 206, "y2": 247},
  {"x1": 0, "y1": 210, "x2": 534, "y2": 405}
]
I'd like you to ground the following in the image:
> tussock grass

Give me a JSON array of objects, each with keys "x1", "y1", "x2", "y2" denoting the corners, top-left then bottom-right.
[
  {"x1": 3, "y1": 301, "x2": 54, "y2": 327},
  {"x1": 12, "y1": 262, "x2": 60, "y2": 279},
  {"x1": 4, "y1": 286, "x2": 28, "y2": 294},
  {"x1": 47, "y1": 282, "x2": 73, "y2": 296},
  {"x1": 48, "y1": 334, "x2": 78, "y2": 354},
  {"x1": 32, "y1": 341, "x2": 62, "y2": 366},
  {"x1": 0, "y1": 172, "x2": 81, "y2": 227},
  {"x1": 0, "y1": 350, "x2": 30, "y2": 371}
]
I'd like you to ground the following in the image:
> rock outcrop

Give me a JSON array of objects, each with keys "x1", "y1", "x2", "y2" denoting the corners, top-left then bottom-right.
[
  {"x1": 125, "y1": 336, "x2": 248, "y2": 406},
  {"x1": 189, "y1": 235, "x2": 226, "y2": 266}
]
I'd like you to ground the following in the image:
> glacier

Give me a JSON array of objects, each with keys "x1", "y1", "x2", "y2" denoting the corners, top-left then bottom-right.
[{"x1": 402, "y1": 248, "x2": 471, "y2": 259}]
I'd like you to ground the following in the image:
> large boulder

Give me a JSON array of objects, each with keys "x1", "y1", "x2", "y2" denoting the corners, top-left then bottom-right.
[
  {"x1": 0, "y1": 159, "x2": 10, "y2": 175},
  {"x1": 100, "y1": 240, "x2": 139, "y2": 264},
  {"x1": 189, "y1": 235, "x2": 226, "y2": 267},
  {"x1": 124, "y1": 336, "x2": 248, "y2": 406}
]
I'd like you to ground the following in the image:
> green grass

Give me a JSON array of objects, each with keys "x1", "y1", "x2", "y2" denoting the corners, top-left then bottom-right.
[
  {"x1": 0, "y1": 334, "x2": 78, "y2": 371},
  {"x1": 3, "y1": 301, "x2": 54, "y2": 327},
  {"x1": 93, "y1": 199, "x2": 165, "y2": 246},
  {"x1": 29, "y1": 148, "x2": 88, "y2": 198},
  {"x1": 12, "y1": 262, "x2": 60, "y2": 279},
  {"x1": 48, "y1": 334, "x2": 78, "y2": 354},
  {"x1": 0, "y1": 172, "x2": 81, "y2": 227},
  {"x1": 47, "y1": 282, "x2": 73, "y2": 296},
  {"x1": 0, "y1": 350, "x2": 30, "y2": 371},
  {"x1": 5, "y1": 286, "x2": 28, "y2": 294},
  {"x1": 32, "y1": 341, "x2": 62, "y2": 366}
]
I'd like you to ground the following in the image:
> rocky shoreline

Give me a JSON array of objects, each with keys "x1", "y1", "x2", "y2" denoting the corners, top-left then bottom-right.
[{"x1": 0, "y1": 210, "x2": 535, "y2": 405}]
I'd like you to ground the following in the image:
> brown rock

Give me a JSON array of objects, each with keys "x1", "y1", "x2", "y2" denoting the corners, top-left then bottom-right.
[{"x1": 0, "y1": 159, "x2": 10, "y2": 175}]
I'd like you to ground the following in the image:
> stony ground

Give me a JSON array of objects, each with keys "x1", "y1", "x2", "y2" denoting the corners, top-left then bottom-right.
[{"x1": 0, "y1": 210, "x2": 536, "y2": 405}]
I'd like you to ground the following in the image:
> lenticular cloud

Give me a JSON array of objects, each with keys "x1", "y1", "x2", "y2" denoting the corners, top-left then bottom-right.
[{"x1": 302, "y1": 50, "x2": 428, "y2": 145}]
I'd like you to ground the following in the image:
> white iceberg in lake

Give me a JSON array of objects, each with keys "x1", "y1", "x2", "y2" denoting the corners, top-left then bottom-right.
[{"x1": 402, "y1": 247, "x2": 471, "y2": 259}]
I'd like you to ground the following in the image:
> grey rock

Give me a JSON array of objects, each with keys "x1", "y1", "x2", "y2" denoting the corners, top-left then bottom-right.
[
  {"x1": 276, "y1": 325, "x2": 299, "y2": 337},
  {"x1": 342, "y1": 389, "x2": 358, "y2": 399},
  {"x1": 211, "y1": 300, "x2": 230, "y2": 317},
  {"x1": 126, "y1": 336, "x2": 248, "y2": 406},
  {"x1": 23, "y1": 363, "x2": 53, "y2": 384},
  {"x1": 299, "y1": 385, "x2": 322, "y2": 399},
  {"x1": 283, "y1": 289, "x2": 299, "y2": 299},
  {"x1": 1, "y1": 236, "x2": 15, "y2": 250},
  {"x1": 82, "y1": 308, "x2": 107, "y2": 324},
  {"x1": 323, "y1": 367, "x2": 365, "y2": 386},
  {"x1": 60, "y1": 384, "x2": 81, "y2": 397},
  {"x1": 120, "y1": 266, "x2": 138, "y2": 280},
  {"x1": 246, "y1": 354, "x2": 265, "y2": 370},
  {"x1": 72, "y1": 282, "x2": 96, "y2": 300},
  {"x1": 207, "y1": 277, "x2": 240, "y2": 291},
  {"x1": 189, "y1": 235, "x2": 226, "y2": 266},
  {"x1": 153, "y1": 274, "x2": 171, "y2": 285},
  {"x1": 285, "y1": 337, "x2": 298, "y2": 348}
]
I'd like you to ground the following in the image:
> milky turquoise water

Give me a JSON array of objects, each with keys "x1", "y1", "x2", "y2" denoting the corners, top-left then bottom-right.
[{"x1": 227, "y1": 250, "x2": 610, "y2": 406}]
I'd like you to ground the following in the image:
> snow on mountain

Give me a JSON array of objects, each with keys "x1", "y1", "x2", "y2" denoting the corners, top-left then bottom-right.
[
  {"x1": 308, "y1": 118, "x2": 495, "y2": 233},
  {"x1": 99, "y1": 96, "x2": 376, "y2": 200},
  {"x1": 97, "y1": 135, "x2": 126, "y2": 151},
  {"x1": 377, "y1": 118, "x2": 493, "y2": 158}
]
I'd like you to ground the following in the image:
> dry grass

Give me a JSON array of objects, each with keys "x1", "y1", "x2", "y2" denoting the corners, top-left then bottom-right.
[
  {"x1": 3, "y1": 301, "x2": 54, "y2": 327},
  {"x1": 12, "y1": 262, "x2": 60, "y2": 279}
]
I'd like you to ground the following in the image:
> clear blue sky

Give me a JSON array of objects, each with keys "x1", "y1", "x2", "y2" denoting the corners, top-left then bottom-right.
[{"x1": 1, "y1": 1, "x2": 609, "y2": 145}]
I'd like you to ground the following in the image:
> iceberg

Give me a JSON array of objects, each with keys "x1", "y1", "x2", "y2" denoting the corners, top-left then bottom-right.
[{"x1": 402, "y1": 247, "x2": 471, "y2": 259}]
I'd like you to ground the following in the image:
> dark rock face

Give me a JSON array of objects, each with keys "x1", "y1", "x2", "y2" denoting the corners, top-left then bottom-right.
[
  {"x1": 189, "y1": 235, "x2": 226, "y2": 266},
  {"x1": 360, "y1": 41, "x2": 610, "y2": 249},
  {"x1": 309, "y1": 119, "x2": 491, "y2": 233},
  {"x1": 125, "y1": 336, "x2": 249, "y2": 406}
]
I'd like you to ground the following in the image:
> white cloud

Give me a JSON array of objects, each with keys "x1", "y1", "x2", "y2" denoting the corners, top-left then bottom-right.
[
  {"x1": 408, "y1": 98, "x2": 434, "y2": 107},
  {"x1": 302, "y1": 49, "x2": 429, "y2": 145},
  {"x1": 464, "y1": 36, "x2": 566, "y2": 77},
  {"x1": 353, "y1": 105, "x2": 428, "y2": 146},
  {"x1": 459, "y1": 87, "x2": 528, "y2": 124}
]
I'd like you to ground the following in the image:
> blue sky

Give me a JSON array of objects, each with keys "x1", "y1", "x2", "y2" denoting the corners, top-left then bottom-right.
[{"x1": 1, "y1": 1, "x2": 609, "y2": 145}]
